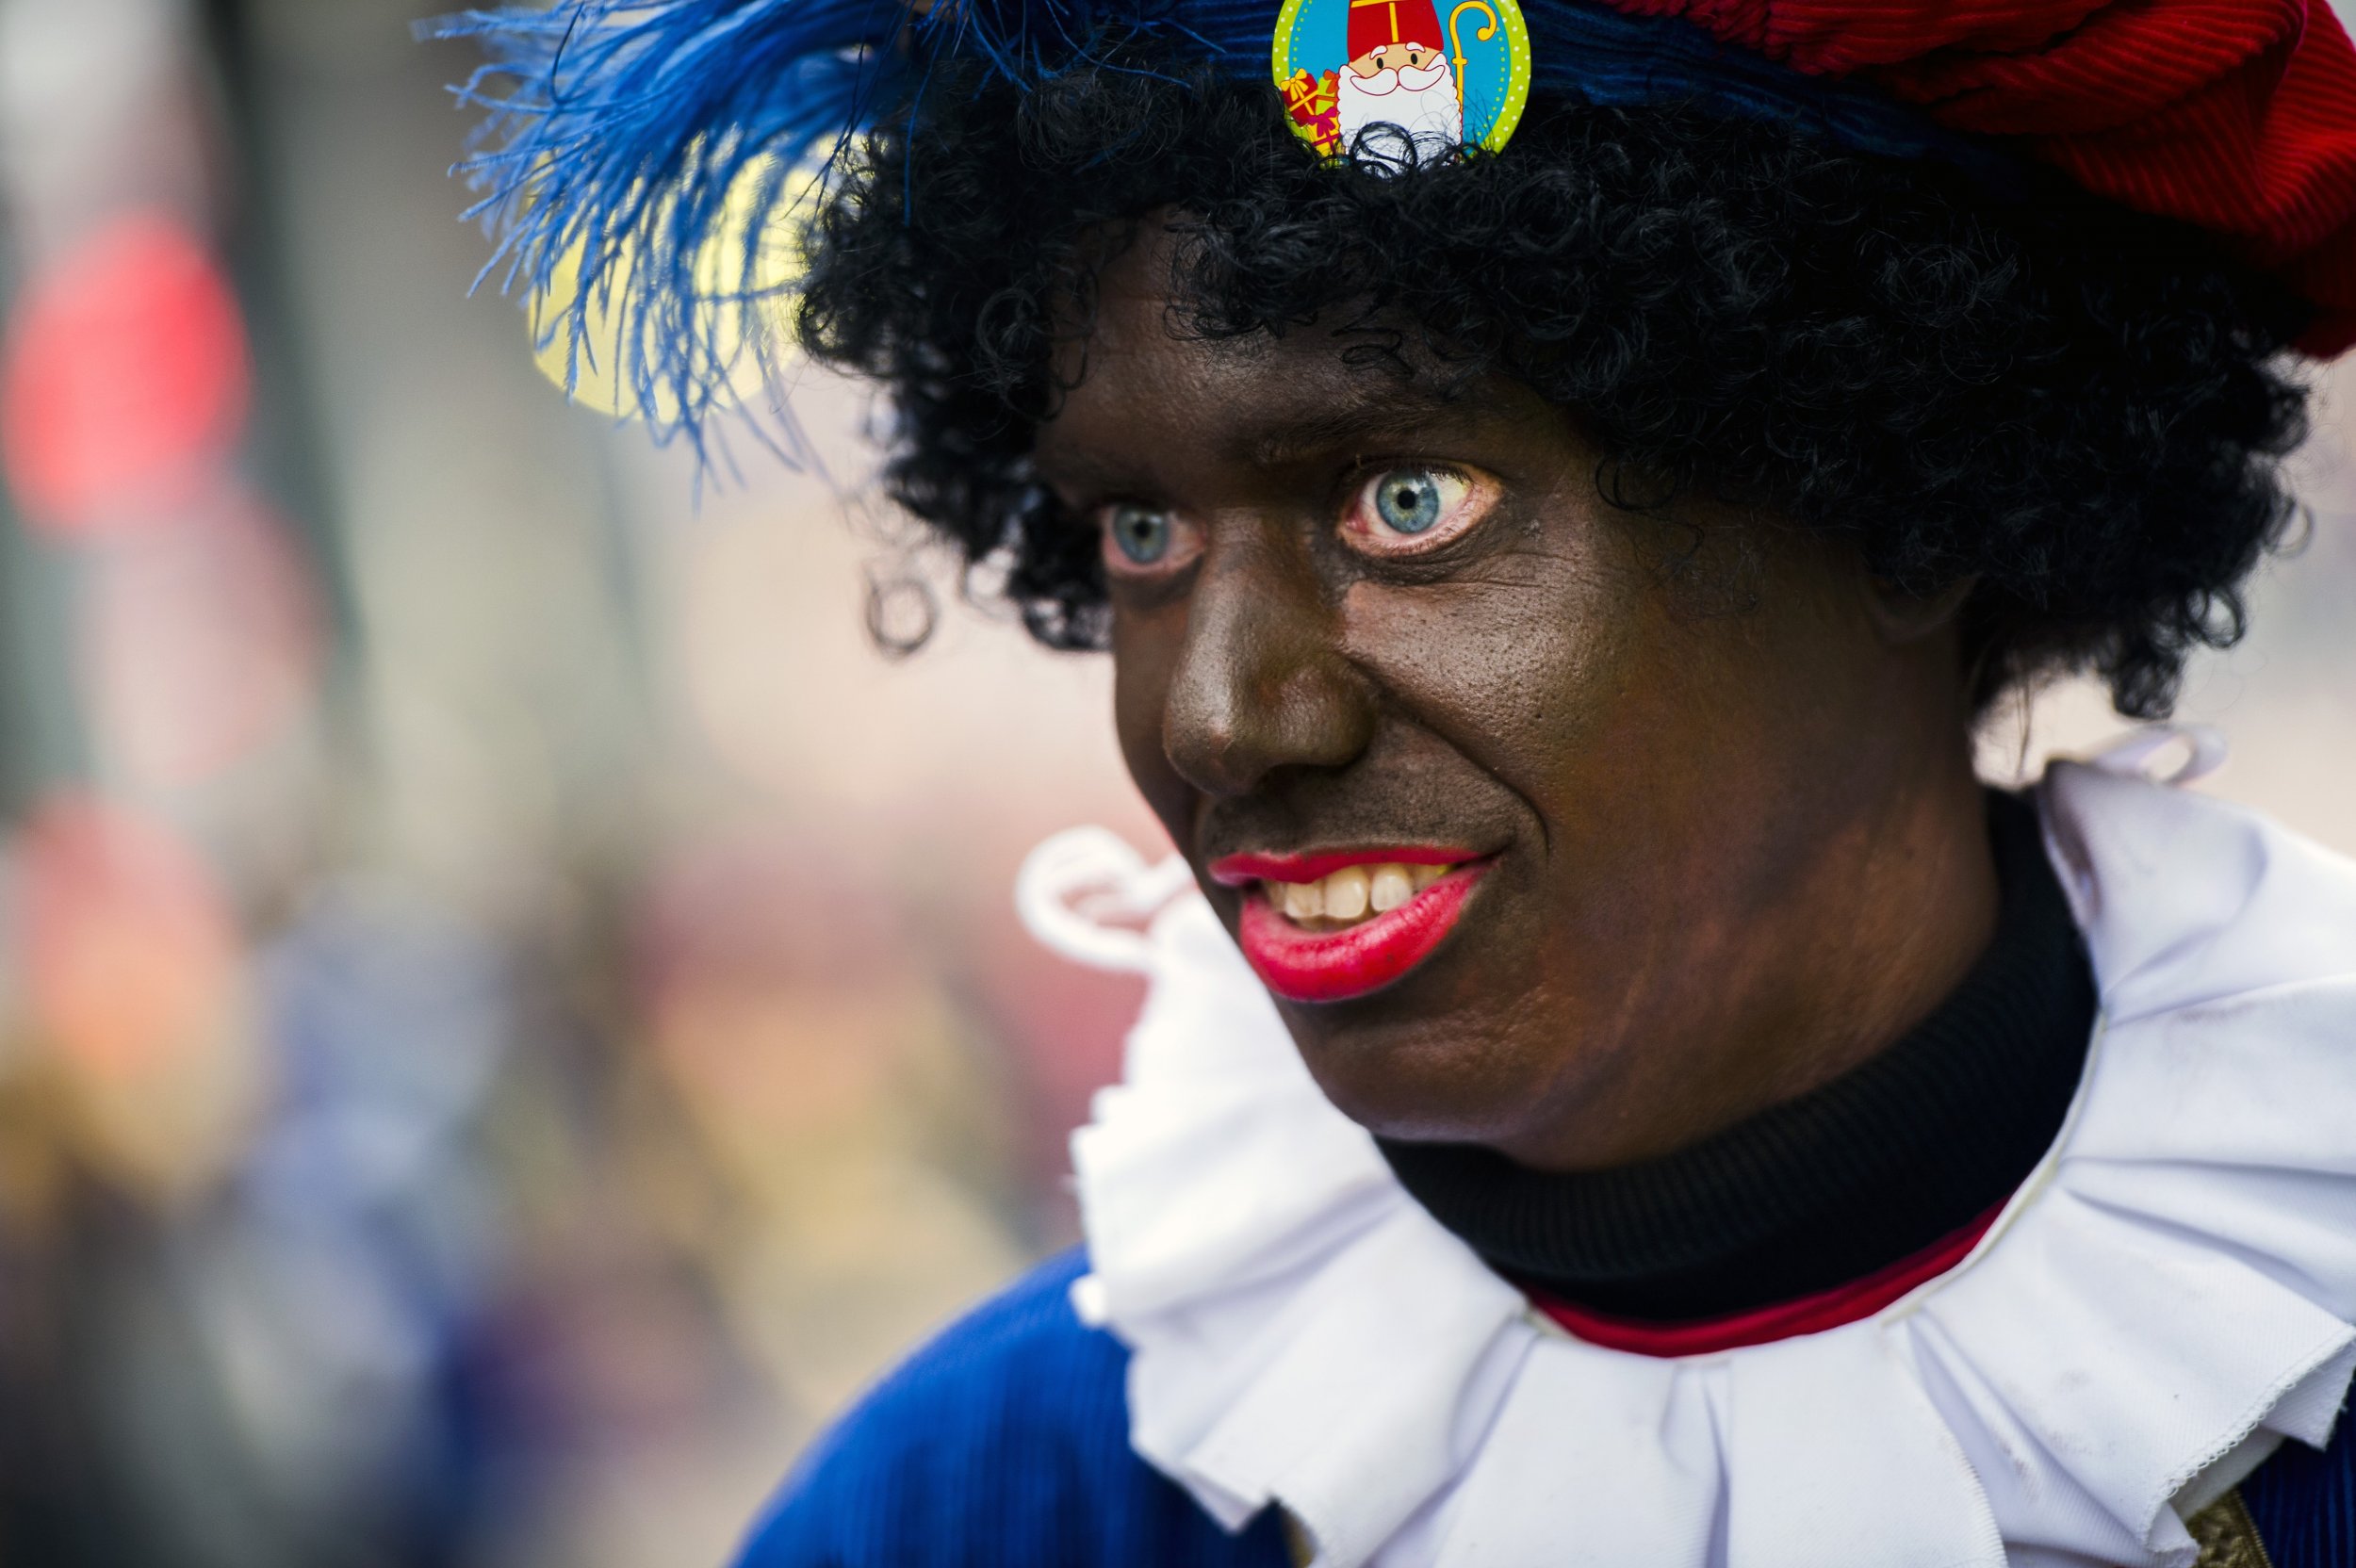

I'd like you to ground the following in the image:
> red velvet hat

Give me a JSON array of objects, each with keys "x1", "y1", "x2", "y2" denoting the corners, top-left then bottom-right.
[
  {"x1": 1347, "y1": 0, "x2": 1449, "y2": 60},
  {"x1": 1595, "y1": 0, "x2": 2356, "y2": 355}
]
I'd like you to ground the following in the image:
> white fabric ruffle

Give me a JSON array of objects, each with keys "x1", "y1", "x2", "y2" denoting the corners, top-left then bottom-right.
[{"x1": 1042, "y1": 760, "x2": 2356, "y2": 1568}]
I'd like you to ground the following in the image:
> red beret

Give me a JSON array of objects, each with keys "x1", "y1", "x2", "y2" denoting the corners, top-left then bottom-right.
[{"x1": 1599, "y1": 0, "x2": 2356, "y2": 354}]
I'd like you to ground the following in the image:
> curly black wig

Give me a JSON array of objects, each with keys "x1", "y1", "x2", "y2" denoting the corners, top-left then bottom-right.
[{"x1": 794, "y1": 42, "x2": 2315, "y2": 717}]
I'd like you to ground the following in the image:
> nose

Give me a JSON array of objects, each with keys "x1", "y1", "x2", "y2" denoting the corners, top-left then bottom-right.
[{"x1": 1161, "y1": 531, "x2": 1377, "y2": 797}]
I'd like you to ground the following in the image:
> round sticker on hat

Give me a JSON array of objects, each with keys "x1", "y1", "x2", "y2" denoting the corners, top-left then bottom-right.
[{"x1": 1271, "y1": 0, "x2": 1530, "y2": 159}]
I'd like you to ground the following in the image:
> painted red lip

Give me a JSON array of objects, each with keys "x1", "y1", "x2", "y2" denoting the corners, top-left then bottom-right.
[
  {"x1": 1235, "y1": 861, "x2": 1490, "y2": 1004},
  {"x1": 1208, "y1": 846, "x2": 1474, "y2": 888}
]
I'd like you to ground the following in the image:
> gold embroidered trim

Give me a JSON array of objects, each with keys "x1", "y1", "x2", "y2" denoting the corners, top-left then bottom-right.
[
  {"x1": 2186, "y1": 1487, "x2": 2277, "y2": 1568},
  {"x1": 1282, "y1": 1511, "x2": 1315, "y2": 1568}
]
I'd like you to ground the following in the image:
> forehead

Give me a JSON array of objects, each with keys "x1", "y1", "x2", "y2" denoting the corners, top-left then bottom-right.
[{"x1": 1036, "y1": 227, "x2": 1507, "y2": 484}]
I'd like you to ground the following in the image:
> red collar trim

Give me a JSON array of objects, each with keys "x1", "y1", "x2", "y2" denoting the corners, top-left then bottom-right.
[{"x1": 1523, "y1": 1200, "x2": 2006, "y2": 1358}]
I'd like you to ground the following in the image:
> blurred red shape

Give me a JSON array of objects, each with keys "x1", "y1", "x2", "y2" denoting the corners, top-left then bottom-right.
[
  {"x1": 0, "y1": 213, "x2": 252, "y2": 533},
  {"x1": 17, "y1": 795, "x2": 237, "y2": 1082}
]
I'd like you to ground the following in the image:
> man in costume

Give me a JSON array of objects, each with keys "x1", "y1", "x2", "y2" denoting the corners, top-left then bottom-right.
[{"x1": 445, "y1": 1, "x2": 2356, "y2": 1563}]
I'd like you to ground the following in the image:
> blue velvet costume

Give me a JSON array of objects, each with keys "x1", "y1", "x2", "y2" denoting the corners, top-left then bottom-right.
[
  {"x1": 735, "y1": 1252, "x2": 1288, "y2": 1568},
  {"x1": 737, "y1": 1249, "x2": 2356, "y2": 1568}
]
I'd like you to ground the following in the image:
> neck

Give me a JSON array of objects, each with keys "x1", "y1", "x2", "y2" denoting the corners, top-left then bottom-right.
[{"x1": 1381, "y1": 786, "x2": 2091, "y2": 1322}]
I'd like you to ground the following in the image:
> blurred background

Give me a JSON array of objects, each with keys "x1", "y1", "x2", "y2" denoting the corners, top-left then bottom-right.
[{"x1": 0, "y1": 3, "x2": 2347, "y2": 1565}]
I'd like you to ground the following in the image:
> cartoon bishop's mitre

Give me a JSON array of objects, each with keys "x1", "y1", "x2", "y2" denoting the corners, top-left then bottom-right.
[{"x1": 1347, "y1": 0, "x2": 1448, "y2": 64}]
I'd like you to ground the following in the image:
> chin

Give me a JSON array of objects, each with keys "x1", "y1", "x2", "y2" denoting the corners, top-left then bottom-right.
[{"x1": 1281, "y1": 1003, "x2": 1556, "y2": 1148}]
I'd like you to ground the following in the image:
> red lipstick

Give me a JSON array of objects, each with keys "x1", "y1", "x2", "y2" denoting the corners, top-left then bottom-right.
[{"x1": 1231, "y1": 859, "x2": 1489, "y2": 1004}]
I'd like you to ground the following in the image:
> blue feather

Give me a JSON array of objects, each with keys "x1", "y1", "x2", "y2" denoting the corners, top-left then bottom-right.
[
  {"x1": 426, "y1": 0, "x2": 1238, "y2": 465},
  {"x1": 433, "y1": 1, "x2": 925, "y2": 464}
]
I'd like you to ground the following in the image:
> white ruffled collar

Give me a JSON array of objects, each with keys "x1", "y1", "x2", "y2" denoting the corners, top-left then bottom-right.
[{"x1": 1026, "y1": 758, "x2": 2356, "y2": 1568}]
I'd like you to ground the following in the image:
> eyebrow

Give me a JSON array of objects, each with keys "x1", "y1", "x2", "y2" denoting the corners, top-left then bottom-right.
[
  {"x1": 1235, "y1": 360, "x2": 1508, "y2": 464},
  {"x1": 1235, "y1": 383, "x2": 1492, "y2": 469},
  {"x1": 1031, "y1": 372, "x2": 1494, "y2": 492}
]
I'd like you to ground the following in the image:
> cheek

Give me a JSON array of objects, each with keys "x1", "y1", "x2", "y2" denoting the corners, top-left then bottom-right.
[
  {"x1": 1332, "y1": 515, "x2": 1801, "y2": 927},
  {"x1": 1109, "y1": 609, "x2": 1193, "y2": 832},
  {"x1": 1336, "y1": 526, "x2": 1639, "y2": 776}
]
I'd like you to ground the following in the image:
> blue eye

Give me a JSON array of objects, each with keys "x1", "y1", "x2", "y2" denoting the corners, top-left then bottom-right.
[
  {"x1": 1344, "y1": 465, "x2": 1487, "y2": 556},
  {"x1": 1372, "y1": 470, "x2": 1446, "y2": 534},
  {"x1": 1108, "y1": 504, "x2": 1172, "y2": 564}
]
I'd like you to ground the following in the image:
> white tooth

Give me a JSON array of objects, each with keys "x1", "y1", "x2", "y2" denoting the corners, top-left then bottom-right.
[
  {"x1": 1282, "y1": 880, "x2": 1324, "y2": 921},
  {"x1": 1324, "y1": 865, "x2": 1369, "y2": 921},
  {"x1": 1369, "y1": 864, "x2": 1414, "y2": 912},
  {"x1": 1411, "y1": 863, "x2": 1450, "y2": 891}
]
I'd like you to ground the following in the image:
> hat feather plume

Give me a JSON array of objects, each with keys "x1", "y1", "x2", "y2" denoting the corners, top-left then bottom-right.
[{"x1": 431, "y1": 0, "x2": 974, "y2": 461}]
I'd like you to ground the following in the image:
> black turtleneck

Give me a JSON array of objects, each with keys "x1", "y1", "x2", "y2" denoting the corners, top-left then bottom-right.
[{"x1": 1377, "y1": 789, "x2": 2096, "y2": 1322}]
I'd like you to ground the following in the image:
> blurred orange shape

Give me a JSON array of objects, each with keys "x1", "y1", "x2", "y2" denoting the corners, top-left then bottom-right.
[
  {"x1": 632, "y1": 829, "x2": 922, "y2": 1135},
  {"x1": 81, "y1": 484, "x2": 323, "y2": 785},
  {"x1": 18, "y1": 795, "x2": 237, "y2": 1083},
  {"x1": 0, "y1": 213, "x2": 252, "y2": 532}
]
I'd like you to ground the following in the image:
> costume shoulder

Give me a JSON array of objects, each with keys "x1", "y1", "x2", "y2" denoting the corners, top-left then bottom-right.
[
  {"x1": 2246, "y1": 1409, "x2": 2356, "y2": 1568},
  {"x1": 731, "y1": 1249, "x2": 1289, "y2": 1568}
]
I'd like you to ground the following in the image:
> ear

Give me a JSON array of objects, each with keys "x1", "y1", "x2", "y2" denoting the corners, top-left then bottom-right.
[{"x1": 1860, "y1": 572, "x2": 1977, "y2": 645}]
